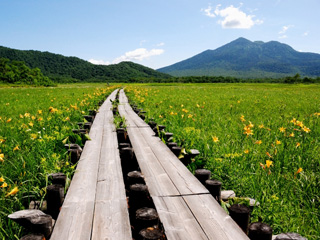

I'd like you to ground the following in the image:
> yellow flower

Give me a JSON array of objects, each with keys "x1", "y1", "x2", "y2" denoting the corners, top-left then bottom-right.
[
  {"x1": 248, "y1": 121, "x2": 254, "y2": 128},
  {"x1": 295, "y1": 167, "x2": 303, "y2": 174},
  {"x1": 240, "y1": 115, "x2": 246, "y2": 122},
  {"x1": 49, "y1": 107, "x2": 58, "y2": 113},
  {"x1": 276, "y1": 140, "x2": 281, "y2": 145},
  {"x1": 19, "y1": 114, "x2": 24, "y2": 119},
  {"x1": 0, "y1": 153, "x2": 4, "y2": 162},
  {"x1": 30, "y1": 134, "x2": 37, "y2": 140},
  {"x1": 212, "y1": 136, "x2": 219, "y2": 143},
  {"x1": 181, "y1": 114, "x2": 184, "y2": 118},
  {"x1": 259, "y1": 124, "x2": 265, "y2": 129},
  {"x1": 37, "y1": 117, "x2": 43, "y2": 121},
  {"x1": 0, "y1": 139, "x2": 5, "y2": 144},
  {"x1": 243, "y1": 127, "x2": 253, "y2": 136},
  {"x1": 24, "y1": 113, "x2": 30, "y2": 118},
  {"x1": 159, "y1": 115, "x2": 163, "y2": 118},
  {"x1": 266, "y1": 152, "x2": 272, "y2": 158},
  {"x1": 302, "y1": 127, "x2": 311, "y2": 133},
  {"x1": 255, "y1": 140, "x2": 262, "y2": 145},
  {"x1": 6, "y1": 186, "x2": 19, "y2": 197},
  {"x1": 0, "y1": 176, "x2": 4, "y2": 182},
  {"x1": 296, "y1": 142, "x2": 300, "y2": 148},
  {"x1": 13, "y1": 145, "x2": 20, "y2": 151},
  {"x1": 279, "y1": 127, "x2": 286, "y2": 133},
  {"x1": 265, "y1": 160, "x2": 273, "y2": 168},
  {"x1": 28, "y1": 122, "x2": 34, "y2": 127},
  {"x1": 6, "y1": 118, "x2": 12, "y2": 123},
  {"x1": 244, "y1": 149, "x2": 249, "y2": 154},
  {"x1": 1, "y1": 182, "x2": 7, "y2": 188},
  {"x1": 38, "y1": 110, "x2": 42, "y2": 114},
  {"x1": 289, "y1": 132, "x2": 295, "y2": 137},
  {"x1": 188, "y1": 114, "x2": 193, "y2": 118}
]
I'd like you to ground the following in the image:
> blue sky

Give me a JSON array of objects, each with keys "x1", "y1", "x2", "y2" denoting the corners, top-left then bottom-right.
[{"x1": 0, "y1": 0, "x2": 319, "y2": 69}]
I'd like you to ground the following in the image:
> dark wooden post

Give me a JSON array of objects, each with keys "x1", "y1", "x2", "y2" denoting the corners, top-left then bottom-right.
[
  {"x1": 228, "y1": 204, "x2": 250, "y2": 234},
  {"x1": 46, "y1": 184, "x2": 64, "y2": 219},
  {"x1": 88, "y1": 109, "x2": 97, "y2": 116},
  {"x1": 148, "y1": 121, "x2": 157, "y2": 129},
  {"x1": 135, "y1": 207, "x2": 159, "y2": 232},
  {"x1": 68, "y1": 148, "x2": 81, "y2": 164},
  {"x1": 164, "y1": 132, "x2": 173, "y2": 142},
  {"x1": 127, "y1": 171, "x2": 145, "y2": 185},
  {"x1": 64, "y1": 143, "x2": 82, "y2": 151},
  {"x1": 116, "y1": 128, "x2": 127, "y2": 143},
  {"x1": 139, "y1": 227, "x2": 164, "y2": 240},
  {"x1": 248, "y1": 222, "x2": 273, "y2": 240},
  {"x1": 167, "y1": 142, "x2": 177, "y2": 150},
  {"x1": 205, "y1": 179, "x2": 222, "y2": 204},
  {"x1": 171, "y1": 146, "x2": 182, "y2": 157},
  {"x1": 8, "y1": 209, "x2": 53, "y2": 238},
  {"x1": 129, "y1": 184, "x2": 152, "y2": 212},
  {"x1": 83, "y1": 115, "x2": 94, "y2": 123},
  {"x1": 48, "y1": 173, "x2": 67, "y2": 187},
  {"x1": 20, "y1": 233, "x2": 45, "y2": 240},
  {"x1": 194, "y1": 169, "x2": 211, "y2": 185}
]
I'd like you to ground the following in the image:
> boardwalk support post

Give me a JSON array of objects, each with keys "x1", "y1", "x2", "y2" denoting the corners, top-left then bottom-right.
[
  {"x1": 205, "y1": 179, "x2": 222, "y2": 204},
  {"x1": 229, "y1": 204, "x2": 250, "y2": 234},
  {"x1": 248, "y1": 222, "x2": 272, "y2": 240}
]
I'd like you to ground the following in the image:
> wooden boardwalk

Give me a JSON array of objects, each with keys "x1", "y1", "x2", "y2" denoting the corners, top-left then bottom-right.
[
  {"x1": 118, "y1": 89, "x2": 250, "y2": 240},
  {"x1": 50, "y1": 89, "x2": 132, "y2": 240}
]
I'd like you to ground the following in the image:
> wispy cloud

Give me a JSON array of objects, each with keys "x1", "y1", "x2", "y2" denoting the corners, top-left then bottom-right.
[
  {"x1": 89, "y1": 47, "x2": 164, "y2": 66},
  {"x1": 156, "y1": 42, "x2": 165, "y2": 47},
  {"x1": 278, "y1": 25, "x2": 294, "y2": 38},
  {"x1": 113, "y1": 48, "x2": 164, "y2": 63},
  {"x1": 202, "y1": 4, "x2": 263, "y2": 29},
  {"x1": 302, "y1": 31, "x2": 309, "y2": 36}
]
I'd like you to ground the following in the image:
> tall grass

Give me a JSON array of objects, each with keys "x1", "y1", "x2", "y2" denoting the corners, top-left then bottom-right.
[
  {"x1": 125, "y1": 83, "x2": 320, "y2": 239},
  {"x1": 0, "y1": 84, "x2": 118, "y2": 239}
]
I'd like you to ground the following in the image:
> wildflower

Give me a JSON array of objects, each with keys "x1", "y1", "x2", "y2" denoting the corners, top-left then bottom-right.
[
  {"x1": 28, "y1": 122, "x2": 34, "y2": 127},
  {"x1": 0, "y1": 139, "x2": 5, "y2": 144},
  {"x1": 276, "y1": 140, "x2": 281, "y2": 145},
  {"x1": 302, "y1": 126, "x2": 311, "y2": 133},
  {"x1": 259, "y1": 124, "x2": 265, "y2": 129},
  {"x1": 244, "y1": 149, "x2": 249, "y2": 154},
  {"x1": 169, "y1": 112, "x2": 174, "y2": 115},
  {"x1": 159, "y1": 115, "x2": 163, "y2": 118},
  {"x1": 188, "y1": 114, "x2": 193, "y2": 118},
  {"x1": 181, "y1": 114, "x2": 184, "y2": 118},
  {"x1": 240, "y1": 115, "x2": 246, "y2": 122},
  {"x1": 0, "y1": 176, "x2": 4, "y2": 182},
  {"x1": 49, "y1": 107, "x2": 58, "y2": 113},
  {"x1": 248, "y1": 121, "x2": 254, "y2": 128},
  {"x1": 13, "y1": 146, "x2": 20, "y2": 151},
  {"x1": 279, "y1": 127, "x2": 286, "y2": 133},
  {"x1": 181, "y1": 104, "x2": 184, "y2": 107},
  {"x1": 1, "y1": 182, "x2": 7, "y2": 188},
  {"x1": 259, "y1": 162, "x2": 265, "y2": 169},
  {"x1": 37, "y1": 117, "x2": 43, "y2": 121},
  {"x1": 65, "y1": 117, "x2": 70, "y2": 121},
  {"x1": 296, "y1": 121, "x2": 304, "y2": 128},
  {"x1": 19, "y1": 114, "x2": 24, "y2": 119},
  {"x1": 295, "y1": 167, "x2": 303, "y2": 174},
  {"x1": 255, "y1": 140, "x2": 262, "y2": 145},
  {"x1": 24, "y1": 113, "x2": 30, "y2": 118},
  {"x1": 289, "y1": 132, "x2": 295, "y2": 137},
  {"x1": 0, "y1": 153, "x2": 4, "y2": 162},
  {"x1": 296, "y1": 142, "x2": 300, "y2": 148},
  {"x1": 6, "y1": 118, "x2": 12, "y2": 123},
  {"x1": 271, "y1": 194, "x2": 279, "y2": 201},
  {"x1": 265, "y1": 160, "x2": 273, "y2": 168},
  {"x1": 290, "y1": 118, "x2": 297, "y2": 124},
  {"x1": 266, "y1": 152, "x2": 272, "y2": 158},
  {"x1": 6, "y1": 186, "x2": 19, "y2": 197},
  {"x1": 212, "y1": 136, "x2": 219, "y2": 143},
  {"x1": 38, "y1": 110, "x2": 42, "y2": 114},
  {"x1": 30, "y1": 134, "x2": 37, "y2": 140},
  {"x1": 243, "y1": 128, "x2": 253, "y2": 136}
]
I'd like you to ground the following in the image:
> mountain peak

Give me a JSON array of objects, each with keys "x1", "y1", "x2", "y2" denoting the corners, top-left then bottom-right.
[{"x1": 158, "y1": 38, "x2": 320, "y2": 78}]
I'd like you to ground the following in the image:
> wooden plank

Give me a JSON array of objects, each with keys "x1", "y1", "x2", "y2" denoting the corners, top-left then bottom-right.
[
  {"x1": 183, "y1": 194, "x2": 249, "y2": 240},
  {"x1": 50, "y1": 89, "x2": 121, "y2": 240},
  {"x1": 153, "y1": 196, "x2": 208, "y2": 240},
  {"x1": 126, "y1": 127, "x2": 179, "y2": 197}
]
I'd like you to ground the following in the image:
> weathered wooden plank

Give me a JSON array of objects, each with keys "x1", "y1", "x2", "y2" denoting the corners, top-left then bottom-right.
[
  {"x1": 126, "y1": 127, "x2": 180, "y2": 197},
  {"x1": 153, "y1": 196, "x2": 208, "y2": 240},
  {"x1": 50, "y1": 89, "x2": 122, "y2": 240},
  {"x1": 183, "y1": 194, "x2": 249, "y2": 240}
]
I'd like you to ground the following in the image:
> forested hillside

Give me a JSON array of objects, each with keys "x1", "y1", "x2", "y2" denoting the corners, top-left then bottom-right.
[
  {"x1": 0, "y1": 46, "x2": 171, "y2": 82},
  {"x1": 0, "y1": 58, "x2": 55, "y2": 86}
]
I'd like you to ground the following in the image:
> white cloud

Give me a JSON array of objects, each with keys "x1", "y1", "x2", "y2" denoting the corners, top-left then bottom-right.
[
  {"x1": 278, "y1": 25, "x2": 294, "y2": 38},
  {"x1": 88, "y1": 59, "x2": 111, "y2": 65},
  {"x1": 113, "y1": 48, "x2": 164, "y2": 63},
  {"x1": 303, "y1": 31, "x2": 309, "y2": 36},
  {"x1": 202, "y1": 4, "x2": 263, "y2": 29},
  {"x1": 156, "y1": 42, "x2": 165, "y2": 47}
]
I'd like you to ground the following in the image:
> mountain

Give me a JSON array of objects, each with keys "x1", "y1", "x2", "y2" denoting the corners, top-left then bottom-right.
[
  {"x1": 0, "y1": 46, "x2": 170, "y2": 82},
  {"x1": 158, "y1": 37, "x2": 320, "y2": 78}
]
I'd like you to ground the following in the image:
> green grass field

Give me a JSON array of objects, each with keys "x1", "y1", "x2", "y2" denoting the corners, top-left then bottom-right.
[
  {"x1": 0, "y1": 83, "x2": 319, "y2": 239},
  {"x1": 0, "y1": 83, "x2": 117, "y2": 239},
  {"x1": 125, "y1": 83, "x2": 320, "y2": 239}
]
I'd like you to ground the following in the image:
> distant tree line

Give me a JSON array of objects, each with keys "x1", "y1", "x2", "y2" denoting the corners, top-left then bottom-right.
[
  {"x1": 0, "y1": 58, "x2": 55, "y2": 86},
  {"x1": 119, "y1": 74, "x2": 320, "y2": 84}
]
